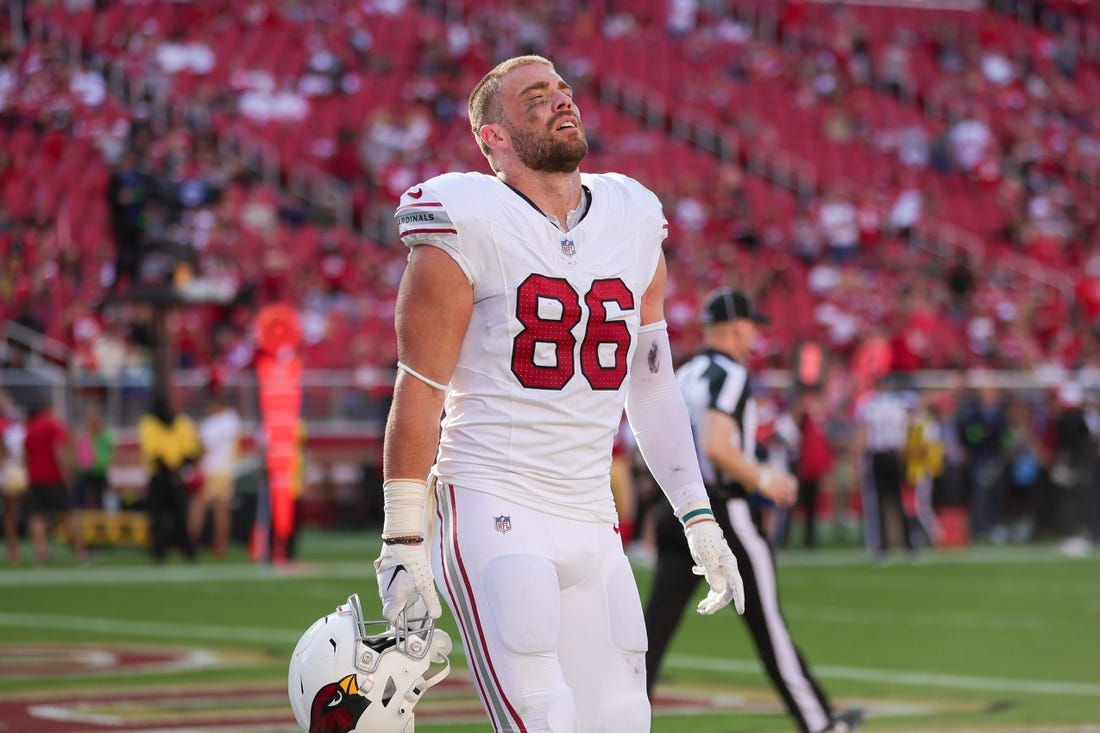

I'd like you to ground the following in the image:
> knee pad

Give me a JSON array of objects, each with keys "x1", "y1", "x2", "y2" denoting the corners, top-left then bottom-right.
[
  {"x1": 600, "y1": 694, "x2": 652, "y2": 733},
  {"x1": 518, "y1": 687, "x2": 578, "y2": 733}
]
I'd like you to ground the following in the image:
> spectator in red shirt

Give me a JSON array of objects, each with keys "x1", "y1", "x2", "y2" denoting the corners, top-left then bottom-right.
[
  {"x1": 1074, "y1": 257, "x2": 1100, "y2": 332},
  {"x1": 784, "y1": 389, "x2": 835, "y2": 550},
  {"x1": 24, "y1": 397, "x2": 85, "y2": 564}
]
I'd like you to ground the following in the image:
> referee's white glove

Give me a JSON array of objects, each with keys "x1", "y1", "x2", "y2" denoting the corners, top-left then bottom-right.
[{"x1": 683, "y1": 517, "x2": 746, "y2": 616}]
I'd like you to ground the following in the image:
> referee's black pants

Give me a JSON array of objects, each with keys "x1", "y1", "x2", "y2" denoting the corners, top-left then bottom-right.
[
  {"x1": 866, "y1": 450, "x2": 915, "y2": 554},
  {"x1": 644, "y1": 496, "x2": 835, "y2": 733}
]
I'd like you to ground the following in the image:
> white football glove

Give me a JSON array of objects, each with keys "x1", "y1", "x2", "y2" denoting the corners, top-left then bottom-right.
[
  {"x1": 375, "y1": 478, "x2": 441, "y2": 624},
  {"x1": 374, "y1": 540, "x2": 443, "y2": 624},
  {"x1": 685, "y1": 520, "x2": 746, "y2": 615}
]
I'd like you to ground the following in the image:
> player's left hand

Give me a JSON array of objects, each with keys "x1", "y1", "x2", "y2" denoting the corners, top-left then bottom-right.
[{"x1": 684, "y1": 520, "x2": 746, "y2": 615}]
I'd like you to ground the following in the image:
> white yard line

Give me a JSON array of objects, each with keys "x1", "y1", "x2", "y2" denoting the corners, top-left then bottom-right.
[
  {"x1": 668, "y1": 654, "x2": 1100, "y2": 697},
  {"x1": 775, "y1": 546, "x2": 1100, "y2": 568},
  {"x1": 783, "y1": 604, "x2": 1045, "y2": 631},
  {"x1": 0, "y1": 562, "x2": 377, "y2": 587},
  {"x1": 0, "y1": 612, "x2": 302, "y2": 645},
  {"x1": 869, "y1": 728, "x2": 1100, "y2": 733},
  {"x1": 781, "y1": 572, "x2": 1100, "y2": 599}
]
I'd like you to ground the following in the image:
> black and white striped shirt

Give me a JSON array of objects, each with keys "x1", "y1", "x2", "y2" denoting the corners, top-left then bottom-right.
[
  {"x1": 676, "y1": 348, "x2": 758, "y2": 498},
  {"x1": 856, "y1": 390, "x2": 909, "y2": 452}
]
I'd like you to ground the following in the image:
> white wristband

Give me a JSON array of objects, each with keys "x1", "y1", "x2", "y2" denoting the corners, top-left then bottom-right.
[
  {"x1": 397, "y1": 361, "x2": 449, "y2": 392},
  {"x1": 676, "y1": 500, "x2": 715, "y2": 529},
  {"x1": 756, "y1": 466, "x2": 774, "y2": 493},
  {"x1": 382, "y1": 479, "x2": 429, "y2": 539}
]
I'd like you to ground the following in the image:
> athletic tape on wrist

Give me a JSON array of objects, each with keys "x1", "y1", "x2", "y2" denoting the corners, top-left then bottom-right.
[{"x1": 382, "y1": 478, "x2": 429, "y2": 540}]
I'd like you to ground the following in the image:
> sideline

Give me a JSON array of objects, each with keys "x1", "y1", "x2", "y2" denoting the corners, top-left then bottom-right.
[
  {"x1": 0, "y1": 562, "x2": 373, "y2": 587},
  {"x1": 0, "y1": 545, "x2": 1094, "y2": 587}
]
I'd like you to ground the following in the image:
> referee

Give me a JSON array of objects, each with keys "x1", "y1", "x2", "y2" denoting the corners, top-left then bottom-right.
[
  {"x1": 643, "y1": 288, "x2": 862, "y2": 733},
  {"x1": 853, "y1": 374, "x2": 916, "y2": 560}
]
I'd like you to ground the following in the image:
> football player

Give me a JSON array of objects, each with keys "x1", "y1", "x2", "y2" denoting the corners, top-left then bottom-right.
[{"x1": 374, "y1": 55, "x2": 746, "y2": 731}]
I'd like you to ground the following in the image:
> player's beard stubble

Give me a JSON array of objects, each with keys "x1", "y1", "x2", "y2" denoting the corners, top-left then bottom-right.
[{"x1": 507, "y1": 117, "x2": 589, "y2": 173}]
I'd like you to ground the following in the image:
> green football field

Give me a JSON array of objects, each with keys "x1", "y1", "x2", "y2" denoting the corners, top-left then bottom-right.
[{"x1": 1, "y1": 531, "x2": 1097, "y2": 732}]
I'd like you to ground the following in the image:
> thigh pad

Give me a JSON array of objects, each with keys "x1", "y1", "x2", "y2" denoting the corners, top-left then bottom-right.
[{"x1": 484, "y1": 554, "x2": 560, "y2": 655}]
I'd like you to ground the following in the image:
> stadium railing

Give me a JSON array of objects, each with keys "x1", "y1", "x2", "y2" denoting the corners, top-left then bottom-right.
[
  {"x1": 3, "y1": 365, "x2": 1095, "y2": 435},
  {"x1": 0, "y1": 367, "x2": 395, "y2": 431}
]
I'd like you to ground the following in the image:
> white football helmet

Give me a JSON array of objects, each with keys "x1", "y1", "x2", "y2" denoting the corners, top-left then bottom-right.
[{"x1": 288, "y1": 593, "x2": 452, "y2": 733}]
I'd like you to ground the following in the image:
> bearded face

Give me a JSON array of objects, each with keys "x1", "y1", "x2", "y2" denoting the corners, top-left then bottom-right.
[{"x1": 505, "y1": 112, "x2": 588, "y2": 173}]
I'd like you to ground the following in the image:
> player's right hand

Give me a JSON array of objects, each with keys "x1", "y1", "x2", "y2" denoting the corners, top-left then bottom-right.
[
  {"x1": 374, "y1": 541, "x2": 443, "y2": 624},
  {"x1": 684, "y1": 520, "x2": 746, "y2": 616}
]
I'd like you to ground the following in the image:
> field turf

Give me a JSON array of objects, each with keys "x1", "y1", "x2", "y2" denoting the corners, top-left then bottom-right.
[{"x1": 0, "y1": 530, "x2": 1097, "y2": 732}]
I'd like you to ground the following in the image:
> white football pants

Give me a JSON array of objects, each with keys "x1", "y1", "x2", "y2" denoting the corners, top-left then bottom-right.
[{"x1": 432, "y1": 482, "x2": 650, "y2": 733}]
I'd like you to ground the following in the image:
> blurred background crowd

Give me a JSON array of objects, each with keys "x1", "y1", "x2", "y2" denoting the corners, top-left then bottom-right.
[{"x1": 1, "y1": 0, "x2": 1098, "y2": 562}]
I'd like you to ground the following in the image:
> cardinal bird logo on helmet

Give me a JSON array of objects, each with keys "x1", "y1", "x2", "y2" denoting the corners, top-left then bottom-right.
[{"x1": 310, "y1": 674, "x2": 368, "y2": 733}]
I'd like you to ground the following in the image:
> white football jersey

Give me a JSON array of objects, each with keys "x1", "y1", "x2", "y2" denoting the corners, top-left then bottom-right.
[{"x1": 396, "y1": 172, "x2": 667, "y2": 523}]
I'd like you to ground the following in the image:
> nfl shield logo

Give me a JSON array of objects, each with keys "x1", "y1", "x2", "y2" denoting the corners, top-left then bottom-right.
[
  {"x1": 494, "y1": 515, "x2": 511, "y2": 534},
  {"x1": 560, "y1": 238, "x2": 576, "y2": 257}
]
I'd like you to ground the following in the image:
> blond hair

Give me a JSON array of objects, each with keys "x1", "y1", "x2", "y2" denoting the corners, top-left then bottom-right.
[{"x1": 468, "y1": 55, "x2": 555, "y2": 158}]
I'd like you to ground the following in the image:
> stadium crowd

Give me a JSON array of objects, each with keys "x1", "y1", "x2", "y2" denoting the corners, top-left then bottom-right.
[{"x1": 1, "y1": 0, "x2": 1099, "y2": 557}]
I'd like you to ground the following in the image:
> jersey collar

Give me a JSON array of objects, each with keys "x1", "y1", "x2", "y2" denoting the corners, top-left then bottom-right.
[{"x1": 503, "y1": 182, "x2": 592, "y2": 232}]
